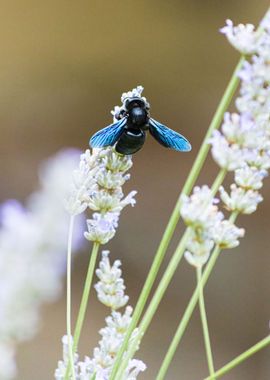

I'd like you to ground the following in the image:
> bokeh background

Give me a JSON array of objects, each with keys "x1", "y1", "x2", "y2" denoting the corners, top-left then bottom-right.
[{"x1": 1, "y1": 1, "x2": 270, "y2": 379}]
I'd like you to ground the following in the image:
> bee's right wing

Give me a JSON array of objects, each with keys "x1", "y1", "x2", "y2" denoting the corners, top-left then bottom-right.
[
  {"x1": 89, "y1": 117, "x2": 127, "y2": 148},
  {"x1": 149, "y1": 118, "x2": 191, "y2": 152}
]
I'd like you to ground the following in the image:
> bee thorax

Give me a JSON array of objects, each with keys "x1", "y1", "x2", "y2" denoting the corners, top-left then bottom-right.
[{"x1": 129, "y1": 107, "x2": 147, "y2": 126}]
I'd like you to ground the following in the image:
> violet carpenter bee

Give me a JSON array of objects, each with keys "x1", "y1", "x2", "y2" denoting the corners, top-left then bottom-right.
[{"x1": 89, "y1": 90, "x2": 191, "y2": 155}]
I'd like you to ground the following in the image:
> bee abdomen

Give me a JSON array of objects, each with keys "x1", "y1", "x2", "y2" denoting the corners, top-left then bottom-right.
[{"x1": 115, "y1": 128, "x2": 145, "y2": 155}]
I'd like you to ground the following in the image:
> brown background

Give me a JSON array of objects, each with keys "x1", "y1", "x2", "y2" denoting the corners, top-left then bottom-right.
[{"x1": 0, "y1": 1, "x2": 269, "y2": 379}]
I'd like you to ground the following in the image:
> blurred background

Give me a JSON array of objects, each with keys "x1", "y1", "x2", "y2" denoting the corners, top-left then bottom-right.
[{"x1": 0, "y1": 0, "x2": 269, "y2": 379}]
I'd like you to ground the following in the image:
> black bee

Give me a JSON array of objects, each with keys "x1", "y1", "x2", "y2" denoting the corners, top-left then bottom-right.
[{"x1": 89, "y1": 96, "x2": 191, "y2": 155}]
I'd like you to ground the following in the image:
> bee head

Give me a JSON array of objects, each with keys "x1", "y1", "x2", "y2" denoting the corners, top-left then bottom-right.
[{"x1": 124, "y1": 97, "x2": 146, "y2": 111}]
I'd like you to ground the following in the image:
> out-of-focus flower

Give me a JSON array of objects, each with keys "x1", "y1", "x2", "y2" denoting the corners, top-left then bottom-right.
[
  {"x1": 211, "y1": 220, "x2": 245, "y2": 249},
  {"x1": 0, "y1": 149, "x2": 85, "y2": 380},
  {"x1": 55, "y1": 251, "x2": 146, "y2": 379},
  {"x1": 209, "y1": 131, "x2": 244, "y2": 171},
  {"x1": 185, "y1": 14, "x2": 270, "y2": 267},
  {"x1": 180, "y1": 186, "x2": 245, "y2": 267},
  {"x1": 184, "y1": 230, "x2": 214, "y2": 268},
  {"x1": 220, "y1": 19, "x2": 260, "y2": 54},
  {"x1": 234, "y1": 165, "x2": 267, "y2": 190},
  {"x1": 0, "y1": 344, "x2": 16, "y2": 380},
  {"x1": 220, "y1": 185, "x2": 263, "y2": 214},
  {"x1": 181, "y1": 186, "x2": 223, "y2": 230}
]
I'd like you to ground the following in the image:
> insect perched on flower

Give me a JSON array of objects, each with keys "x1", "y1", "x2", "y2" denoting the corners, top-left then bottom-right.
[{"x1": 89, "y1": 86, "x2": 192, "y2": 155}]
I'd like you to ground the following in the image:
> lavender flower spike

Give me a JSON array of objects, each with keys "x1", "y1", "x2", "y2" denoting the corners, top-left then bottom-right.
[
  {"x1": 220, "y1": 19, "x2": 261, "y2": 55},
  {"x1": 55, "y1": 251, "x2": 146, "y2": 379},
  {"x1": 65, "y1": 145, "x2": 136, "y2": 245}
]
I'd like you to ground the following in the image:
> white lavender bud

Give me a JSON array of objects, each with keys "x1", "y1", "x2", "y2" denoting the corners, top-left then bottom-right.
[
  {"x1": 125, "y1": 359, "x2": 147, "y2": 379},
  {"x1": 102, "y1": 150, "x2": 133, "y2": 173},
  {"x1": 221, "y1": 112, "x2": 267, "y2": 150},
  {"x1": 121, "y1": 85, "x2": 146, "y2": 105},
  {"x1": 95, "y1": 251, "x2": 129, "y2": 309},
  {"x1": 211, "y1": 220, "x2": 245, "y2": 249},
  {"x1": 238, "y1": 56, "x2": 270, "y2": 85},
  {"x1": 184, "y1": 250, "x2": 211, "y2": 268},
  {"x1": 181, "y1": 186, "x2": 223, "y2": 230},
  {"x1": 54, "y1": 336, "x2": 79, "y2": 380},
  {"x1": 83, "y1": 148, "x2": 136, "y2": 245},
  {"x1": 184, "y1": 229, "x2": 214, "y2": 268},
  {"x1": 70, "y1": 306, "x2": 146, "y2": 379},
  {"x1": 244, "y1": 149, "x2": 270, "y2": 170},
  {"x1": 220, "y1": 184, "x2": 263, "y2": 214},
  {"x1": 65, "y1": 149, "x2": 101, "y2": 215},
  {"x1": 84, "y1": 212, "x2": 119, "y2": 245},
  {"x1": 234, "y1": 165, "x2": 267, "y2": 190},
  {"x1": 209, "y1": 131, "x2": 244, "y2": 171},
  {"x1": 112, "y1": 85, "x2": 149, "y2": 122},
  {"x1": 220, "y1": 19, "x2": 260, "y2": 55}
]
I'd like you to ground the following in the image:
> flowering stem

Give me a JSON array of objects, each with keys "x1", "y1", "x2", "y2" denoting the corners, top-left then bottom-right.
[
  {"x1": 155, "y1": 212, "x2": 238, "y2": 380},
  {"x1": 211, "y1": 168, "x2": 227, "y2": 196},
  {"x1": 109, "y1": 59, "x2": 243, "y2": 380},
  {"x1": 73, "y1": 242, "x2": 100, "y2": 347},
  {"x1": 64, "y1": 242, "x2": 100, "y2": 380},
  {"x1": 204, "y1": 335, "x2": 270, "y2": 380},
  {"x1": 66, "y1": 216, "x2": 76, "y2": 380},
  {"x1": 197, "y1": 266, "x2": 215, "y2": 378},
  {"x1": 115, "y1": 229, "x2": 192, "y2": 380},
  {"x1": 155, "y1": 245, "x2": 220, "y2": 380},
  {"x1": 114, "y1": 167, "x2": 228, "y2": 379},
  {"x1": 181, "y1": 58, "x2": 244, "y2": 196}
]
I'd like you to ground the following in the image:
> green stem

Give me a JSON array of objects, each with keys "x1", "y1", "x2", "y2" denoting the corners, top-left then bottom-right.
[
  {"x1": 156, "y1": 245, "x2": 221, "y2": 380},
  {"x1": 66, "y1": 216, "x2": 76, "y2": 380},
  {"x1": 116, "y1": 167, "x2": 227, "y2": 379},
  {"x1": 115, "y1": 169, "x2": 228, "y2": 380},
  {"x1": 204, "y1": 335, "x2": 270, "y2": 380},
  {"x1": 197, "y1": 266, "x2": 215, "y2": 378},
  {"x1": 155, "y1": 212, "x2": 238, "y2": 380},
  {"x1": 211, "y1": 168, "x2": 227, "y2": 196},
  {"x1": 181, "y1": 57, "x2": 244, "y2": 196},
  {"x1": 109, "y1": 58, "x2": 243, "y2": 380},
  {"x1": 116, "y1": 229, "x2": 192, "y2": 380},
  {"x1": 109, "y1": 203, "x2": 182, "y2": 380},
  {"x1": 64, "y1": 242, "x2": 100, "y2": 380}
]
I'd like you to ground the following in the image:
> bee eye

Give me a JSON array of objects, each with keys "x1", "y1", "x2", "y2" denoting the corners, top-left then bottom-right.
[
  {"x1": 125, "y1": 98, "x2": 145, "y2": 111},
  {"x1": 119, "y1": 109, "x2": 126, "y2": 118},
  {"x1": 124, "y1": 99, "x2": 131, "y2": 109}
]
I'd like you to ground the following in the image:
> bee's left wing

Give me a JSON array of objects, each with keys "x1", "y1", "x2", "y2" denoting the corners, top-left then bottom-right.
[
  {"x1": 90, "y1": 117, "x2": 127, "y2": 148},
  {"x1": 149, "y1": 118, "x2": 191, "y2": 152}
]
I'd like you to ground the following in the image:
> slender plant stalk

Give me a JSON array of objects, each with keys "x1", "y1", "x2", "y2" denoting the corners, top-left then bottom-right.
[
  {"x1": 197, "y1": 266, "x2": 215, "y2": 378},
  {"x1": 204, "y1": 335, "x2": 270, "y2": 380},
  {"x1": 115, "y1": 169, "x2": 228, "y2": 380},
  {"x1": 64, "y1": 242, "x2": 100, "y2": 380},
  {"x1": 109, "y1": 58, "x2": 243, "y2": 380},
  {"x1": 116, "y1": 229, "x2": 192, "y2": 380},
  {"x1": 181, "y1": 57, "x2": 244, "y2": 197},
  {"x1": 211, "y1": 168, "x2": 227, "y2": 196},
  {"x1": 66, "y1": 216, "x2": 76, "y2": 380},
  {"x1": 156, "y1": 246, "x2": 220, "y2": 380},
  {"x1": 155, "y1": 212, "x2": 238, "y2": 380},
  {"x1": 153, "y1": 9, "x2": 270, "y2": 378}
]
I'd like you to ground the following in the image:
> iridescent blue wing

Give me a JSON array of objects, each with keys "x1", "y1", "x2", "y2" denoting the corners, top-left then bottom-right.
[
  {"x1": 149, "y1": 118, "x2": 191, "y2": 152},
  {"x1": 89, "y1": 117, "x2": 127, "y2": 148}
]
